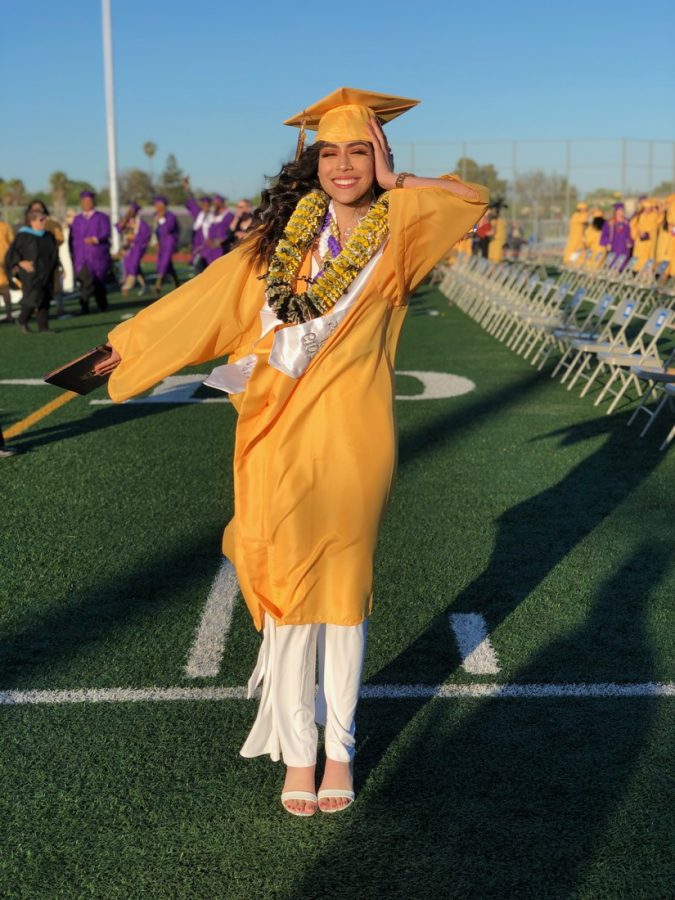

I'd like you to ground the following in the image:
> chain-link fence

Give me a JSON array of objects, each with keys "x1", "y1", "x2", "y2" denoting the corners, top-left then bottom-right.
[{"x1": 390, "y1": 138, "x2": 675, "y2": 242}]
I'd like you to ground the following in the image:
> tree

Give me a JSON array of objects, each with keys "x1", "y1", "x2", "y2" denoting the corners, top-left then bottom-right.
[
  {"x1": 158, "y1": 154, "x2": 187, "y2": 204},
  {"x1": 119, "y1": 168, "x2": 154, "y2": 205},
  {"x1": 65, "y1": 180, "x2": 97, "y2": 206},
  {"x1": 652, "y1": 180, "x2": 674, "y2": 196},
  {"x1": 513, "y1": 170, "x2": 578, "y2": 219},
  {"x1": 454, "y1": 157, "x2": 508, "y2": 199},
  {"x1": 143, "y1": 141, "x2": 157, "y2": 181},
  {"x1": 49, "y1": 171, "x2": 69, "y2": 217},
  {"x1": 1, "y1": 178, "x2": 27, "y2": 206}
]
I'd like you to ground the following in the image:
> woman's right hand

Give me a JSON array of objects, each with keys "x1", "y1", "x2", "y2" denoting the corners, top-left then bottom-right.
[
  {"x1": 94, "y1": 347, "x2": 122, "y2": 376},
  {"x1": 19, "y1": 260, "x2": 35, "y2": 272}
]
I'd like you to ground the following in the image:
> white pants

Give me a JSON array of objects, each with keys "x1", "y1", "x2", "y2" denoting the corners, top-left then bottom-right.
[{"x1": 240, "y1": 616, "x2": 367, "y2": 767}]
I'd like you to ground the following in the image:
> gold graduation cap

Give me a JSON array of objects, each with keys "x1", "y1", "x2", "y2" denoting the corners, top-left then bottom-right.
[{"x1": 285, "y1": 87, "x2": 420, "y2": 159}]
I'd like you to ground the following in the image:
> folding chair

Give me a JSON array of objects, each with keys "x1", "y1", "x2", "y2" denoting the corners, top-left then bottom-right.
[
  {"x1": 582, "y1": 307, "x2": 674, "y2": 412},
  {"x1": 626, "y1": 352, "x2": 675, "y2": 436},
  {"x1": 557, "y1": 297, "x2": 638, "y2": 390}
]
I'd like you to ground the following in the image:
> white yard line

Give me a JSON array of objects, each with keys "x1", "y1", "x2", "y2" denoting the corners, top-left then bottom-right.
[
  {"x1": 184, "y1": 559, "x2": 239, "y2": 678},
  {"x1": 0, "y1": 682, "x2": 672, "y2": 706},
  {"x1": 450, "y1": 613, "x2": 501, "y2": 674}
]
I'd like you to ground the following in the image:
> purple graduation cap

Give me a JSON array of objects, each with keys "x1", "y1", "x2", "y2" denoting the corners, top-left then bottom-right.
[
  {"x1": 199, "y1": 195, "x2": 212, "y2": 204},
  {"x1": 153, "y1": 195, "x2": 168, "y2": 205},
  {"x1": 613, "y1": 202, "x2": 625, "y2": 211},
  {"x1": 80, "y1": 190, "x2": 95, "y2": 200},
  {"x1": 213, "y1": 194, "x2": 225, "y2": 204},
  {"x1": 128, "y1": 202, "x2": 141, "y2": 214}
]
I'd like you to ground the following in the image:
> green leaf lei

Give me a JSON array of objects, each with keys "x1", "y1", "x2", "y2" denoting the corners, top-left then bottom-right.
[{"x1": 265, "y1": 189, "x2": 390, "y2": 324}]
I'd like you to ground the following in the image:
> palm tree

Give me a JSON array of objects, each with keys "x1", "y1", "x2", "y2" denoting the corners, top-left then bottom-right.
[
  {"x1": 49, "y1": 171, "x2": 69, "y2": 217},
  {"x1": 143, "y1": 141, "x2": 158, "y2": 185}
]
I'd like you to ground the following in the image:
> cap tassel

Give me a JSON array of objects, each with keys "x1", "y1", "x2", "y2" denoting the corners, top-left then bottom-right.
[{"x1": 294, "y1": 119, "x2": 307, "y2": 161}]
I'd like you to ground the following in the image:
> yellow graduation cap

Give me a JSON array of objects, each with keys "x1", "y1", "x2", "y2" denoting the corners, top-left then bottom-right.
[{"x1": 285, "y1": 87, "x2": 420, "y2": 158}]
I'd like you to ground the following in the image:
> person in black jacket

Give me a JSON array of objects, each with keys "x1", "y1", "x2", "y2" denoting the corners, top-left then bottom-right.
[{"x1": 5, "y1": 206, "x2": 58, "y2": 333}]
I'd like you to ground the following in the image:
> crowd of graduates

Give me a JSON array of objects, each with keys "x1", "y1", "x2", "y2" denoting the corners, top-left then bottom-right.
[
  {"x1": 0, "y1": 182, "x2": 255, "y2": 334},
  {"x1": 563, "y1": 195, "x2": 675, "y2": 276}
]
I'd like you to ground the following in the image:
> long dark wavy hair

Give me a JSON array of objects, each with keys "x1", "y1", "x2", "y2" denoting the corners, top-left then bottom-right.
[{"x1": 246, "y1": 142, "x2": 382, "y2": 267}]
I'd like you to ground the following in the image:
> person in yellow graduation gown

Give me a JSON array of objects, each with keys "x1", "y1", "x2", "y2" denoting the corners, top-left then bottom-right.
[
  {"x1": 584, "y1": 208, "x2": 606, "y2": 269},
  {"x1": 95, "y1": 88, "x2": 488, "y2": 817},
  {"x1": 655, "y1": 199, "x2": 671, "y2": 269},
  {"x1": 563, "y1": 202, "x2": 588, "y2": 263},
  {"x1": 630, "y1": 196, "x2": 660, "y2": 272},
  {"x1": 487, "y1": 207, "x2": 506, "y2": 263},
  {"x1": 452, "y1": 230, "x2": 474, "y2": 261},
  {"x1": 666, "y1": 194, "x2": 675, "y2": 279}
]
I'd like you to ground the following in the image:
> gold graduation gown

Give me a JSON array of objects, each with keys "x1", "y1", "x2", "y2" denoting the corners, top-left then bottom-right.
[
  {"x1": 584, "y1": 226, "x2": 605, "y2": 268},
  {"x1": 563, "y1": 211, "x2": 587, "y2": 263},
  {"x1": 0, "y1": 221, "x2": 14, "y2": 289},
  {"x1": 487, "y1": 217, "x2": 506, "y2": 263},
  {"x1": 107, "y1": 179, "x2": 488, "y2": 630},
  {"x1": 630, "y1": 209, "x2": 659, "y2": 271}
]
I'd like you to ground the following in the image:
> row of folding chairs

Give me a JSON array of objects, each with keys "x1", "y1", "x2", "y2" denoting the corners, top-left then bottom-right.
[{"x1": 438, "y1": 254, "x2": 675, "y2": 450}]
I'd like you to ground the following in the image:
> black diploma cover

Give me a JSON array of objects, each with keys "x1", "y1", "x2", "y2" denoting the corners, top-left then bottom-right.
[{"x1": 43, "y1": 345, "x2": 113, "y2": 395}]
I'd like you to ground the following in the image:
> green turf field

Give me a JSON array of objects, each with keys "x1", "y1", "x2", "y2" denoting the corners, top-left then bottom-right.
[{"x1": 0, "y1": 279, "x2": 673, "y2": 899}]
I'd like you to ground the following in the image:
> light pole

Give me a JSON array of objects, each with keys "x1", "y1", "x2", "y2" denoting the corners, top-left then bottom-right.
[{"x1": 101, "y1": 0, "x2": 120, "y2": 251}]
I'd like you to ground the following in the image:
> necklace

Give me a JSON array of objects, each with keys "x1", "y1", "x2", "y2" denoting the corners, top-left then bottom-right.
[{"x1": 265, "y1": 190, "x2": 390, "y2": 324}]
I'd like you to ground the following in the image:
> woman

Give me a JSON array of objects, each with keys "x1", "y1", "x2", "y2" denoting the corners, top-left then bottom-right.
[
  {"x1": 117, "y1": 203, "x2": 151, "y2": 296},
  {"x1": 5, "y1": 206, "x2": 58, "y2": 333},
  {"x1": 152, "y1": 196, "x2": 180, "y2": 295},
  {"x1": 95, "y1": 88, "x2": 488, "y2": 817},
  {"x1": 0, "y1": 213, "x2": 14, "y2": 322}
]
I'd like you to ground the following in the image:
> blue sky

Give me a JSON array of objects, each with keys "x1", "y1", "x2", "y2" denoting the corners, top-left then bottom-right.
[{"x1": 1, "y1": 0, "x2": 674, "y2": 198}]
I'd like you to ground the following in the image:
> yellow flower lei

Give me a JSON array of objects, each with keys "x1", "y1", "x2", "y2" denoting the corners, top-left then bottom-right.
[{"x1": 266, "y1": 189, "x2": 390, "y2": 324}]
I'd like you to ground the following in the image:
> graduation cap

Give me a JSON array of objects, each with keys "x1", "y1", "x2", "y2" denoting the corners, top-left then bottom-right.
[{"x1": 284, "y1": 87, "x2": 419, "y2": 159}]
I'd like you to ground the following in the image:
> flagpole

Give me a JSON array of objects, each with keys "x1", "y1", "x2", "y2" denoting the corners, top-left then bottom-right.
[{"x1": 101, "y1": 0, "x2": 120, "y2": 251}]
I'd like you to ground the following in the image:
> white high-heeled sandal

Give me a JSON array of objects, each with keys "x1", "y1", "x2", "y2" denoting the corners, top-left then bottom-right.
[
  {"x1": 280, "y1": 790, "x2": 318, "y2": 817},
  {"x1": 317, "y1": 788, "x2": 355, "y2": 813}
]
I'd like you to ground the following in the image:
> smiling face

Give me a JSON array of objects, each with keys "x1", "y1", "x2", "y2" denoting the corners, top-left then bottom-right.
[{"x1": 318, "y1": 141, "x2": 375, "y2": 206}]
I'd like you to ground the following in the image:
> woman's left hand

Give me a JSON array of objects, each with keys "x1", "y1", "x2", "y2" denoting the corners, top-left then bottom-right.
[{"x1": 367, "y1": 118, "x2": 397, "y2": 191}]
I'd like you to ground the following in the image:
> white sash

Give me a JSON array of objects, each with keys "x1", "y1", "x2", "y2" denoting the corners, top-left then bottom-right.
[{"x1": 204, "y1": 242, "x2": 385, "y2": 394}]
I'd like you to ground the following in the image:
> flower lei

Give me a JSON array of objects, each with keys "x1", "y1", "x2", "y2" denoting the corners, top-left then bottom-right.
[{"x1": 265, "y1": 189, "x2": 390, "y2": 324}]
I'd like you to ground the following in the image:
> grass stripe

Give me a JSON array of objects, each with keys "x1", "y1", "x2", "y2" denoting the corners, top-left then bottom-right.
[
  {"x1": 3, "y1": 390, "x2": 77, "y2": 438},
  {"x1": 450, "y1": 613, "x2": 501, "y2": 674},
  {"x1": 0, "y1": 682, "x2": 672, "y2": 706},
  {"x1": 184, "y1": 558, "x2": 239, "y2": 678}
]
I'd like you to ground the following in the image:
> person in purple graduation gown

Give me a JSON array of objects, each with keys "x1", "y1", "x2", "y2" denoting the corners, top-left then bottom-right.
[
  {"x1": 203, "y1": 195, "x2": 235, "y2": 265},
  {"x1": 152, "y1": 196, "x2": 180, "y2": 295},
  {"x1": 69, "y1": 191, "x2": 111, "y2": 313},
  {"x1": 600, "y1": 203, "x2": 634, "y2": 271},
  {"x1": 116, "y1": 202, "x2": 151, "y2": 296},
  {"x1": 182, "y1": 176, "x2": 211, "y2": 274}
]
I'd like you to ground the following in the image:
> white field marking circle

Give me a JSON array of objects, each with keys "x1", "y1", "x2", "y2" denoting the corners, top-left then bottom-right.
[
  {"x1": 450, "y1": 614, "x2": 501, "y2": 675},
  {"x1": 2, "y1": 373, "x2": 476, "y2": 404},
  {"x1": 87, "y1": 371, "x2": 476, "y2": 405},
  {"x1": 0, "y1": 683, "x2": 673, "y2": 706},
  {"x1": 185, "y1": 559, "x2": 239, "y2": 678}
]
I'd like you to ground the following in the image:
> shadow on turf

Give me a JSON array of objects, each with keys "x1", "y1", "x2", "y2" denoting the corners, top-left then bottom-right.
[
  {"x1": 297, "y1": 402, "x2": 670, "y2": 897},
  {"x1": 392, "y1": 407, "x2": 667, "y2": 685},
  {"x1": 10, "y1": 401, "x2": 190, "y2": 452},
  {"x1": 0, "y1": 530, "x2": 221, "y2": 686},
  {"x1": 292, "y1": 541, "x2": 670, "y2": 899}
]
